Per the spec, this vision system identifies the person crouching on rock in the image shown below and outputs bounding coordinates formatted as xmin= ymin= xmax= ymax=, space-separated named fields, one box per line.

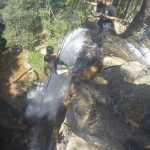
xmin=44 ymin=54 xmax=56 ymax=78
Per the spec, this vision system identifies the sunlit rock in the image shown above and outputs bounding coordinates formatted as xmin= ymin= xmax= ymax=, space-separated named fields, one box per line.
xmin=103 ymin=56 xmax=126 ymax=69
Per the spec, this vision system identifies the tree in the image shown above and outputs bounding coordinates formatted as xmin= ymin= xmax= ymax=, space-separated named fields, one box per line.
xmin=0 ymin=0 xmax=92 ymax=50
xmin=122 ymin=0 xmax=150 ymax=38
xmin=1 ymin=0 xmax=42 ymax=49
xmin=125 ymin=0 xmax=142 ymax=21
xmin=123 ymin=0 xmax=133 ymax=19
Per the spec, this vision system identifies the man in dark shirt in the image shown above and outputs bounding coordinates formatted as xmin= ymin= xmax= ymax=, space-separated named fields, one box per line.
xmin=83 ymin=0 xmax=116 ymax=49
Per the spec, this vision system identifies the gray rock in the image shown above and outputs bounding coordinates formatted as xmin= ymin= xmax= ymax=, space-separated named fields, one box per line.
xmin=56 ymin=61 xmax=150 ymax=150
xmin=92 ymin=61 xmax=150 ymax=130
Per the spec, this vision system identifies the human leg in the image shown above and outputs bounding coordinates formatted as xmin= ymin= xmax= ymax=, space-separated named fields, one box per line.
xmin=92 ymin=20 xmax=103 ymax=41
xmin=92 ymin=24 xmax=101 ymax=42
xmin=97 ymin=27 xmax=109 ymax=48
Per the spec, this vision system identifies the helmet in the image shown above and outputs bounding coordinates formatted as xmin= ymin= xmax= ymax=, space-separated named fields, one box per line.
xmin=44 ymin=54 xmax=53 ymax=62
xmin=46 ymin=46 xmax=54 ymax=54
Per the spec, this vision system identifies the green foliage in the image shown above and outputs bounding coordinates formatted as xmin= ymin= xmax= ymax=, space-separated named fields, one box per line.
xmin=28 ymin=51 xmax=44 ymax=78
xmin=1 ymin=0 xmax=42 ymax=49
xmin=144 ymin=40 xmax=150 ymax=48
xmin=0 ymin=0 xmax=92 ymax=51
xmin=113 ymin=0 xmax=143 ymax=18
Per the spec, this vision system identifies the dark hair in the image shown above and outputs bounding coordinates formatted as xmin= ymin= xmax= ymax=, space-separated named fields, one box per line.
xmin=46 ymin=46 xmax=54 ymax=54
xmin=44 ymin=54 xmax=53 ymax=62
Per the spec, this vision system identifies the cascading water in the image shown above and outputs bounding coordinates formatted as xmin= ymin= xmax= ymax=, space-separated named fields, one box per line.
xmin=127 ymin=42 xmax=150 ymax=65
xmin=26 ymin=28 xmax=89 ymax=150
xmin=26 ymin=28 xmax=89 ymax=121
xmin=115 ymin=39 xmax=150 ymax=65
xmin=60 ymin=28 xmax=89 ymax=68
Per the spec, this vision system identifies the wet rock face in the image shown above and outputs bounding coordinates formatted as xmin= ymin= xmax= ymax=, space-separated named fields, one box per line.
xmin=103 ymin=56 xmax=126 ymax=69
xmin=72 ymin=49 xmax=103 ymax=80
xmin=56 ymin=61 xmax=150 ymax=150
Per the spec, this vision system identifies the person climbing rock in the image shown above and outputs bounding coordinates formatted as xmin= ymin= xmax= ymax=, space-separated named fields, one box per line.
xmin=45 ymin=46 xmax=68 ymax=74
xmin=83 ymin=0 xmax=116 ymax=49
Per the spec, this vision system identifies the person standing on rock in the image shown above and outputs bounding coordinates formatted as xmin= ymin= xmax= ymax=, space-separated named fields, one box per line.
xmin=83 ymin=0 xmax=116 ymax=49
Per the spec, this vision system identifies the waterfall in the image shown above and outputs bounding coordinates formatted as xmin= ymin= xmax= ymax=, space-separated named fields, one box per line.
xmin=26 ymin=74 xmax=72 ymax=120
xmin=25 ymin=27 xmax=150 ymax=150
xmin=26 ymin=28 xmax=89 ymax=120
xmin=26 ymin=28 xmax=150 ymax=122
xmin=25 ymin=28 xmax=88 ymax=150
xmin=60 ymin=28 xmax=89 ymax=68
xmin=115 ymin=39 xmax=150 ymax=65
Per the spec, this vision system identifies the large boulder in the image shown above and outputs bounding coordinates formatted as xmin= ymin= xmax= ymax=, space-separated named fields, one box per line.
xmin=91 ymin=61 xmax=150 ymax=130
xmin=55 ymin=60 xmax=150 ymax=150
xmin=103 ymin=56 xmax=126 ymax=69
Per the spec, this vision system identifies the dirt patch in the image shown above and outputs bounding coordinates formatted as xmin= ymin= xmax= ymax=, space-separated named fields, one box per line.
xmin=0 ymin=49 xmax=29 ymax=109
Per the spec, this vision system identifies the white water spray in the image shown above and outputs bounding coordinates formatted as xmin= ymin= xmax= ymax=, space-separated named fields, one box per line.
xmin=60 ymin=28 xmax=89 ymax=67
xmin=26 ymin=74 xmax=72 ymax=120
xmin=116 ymin=39 xmax=150 ymax=65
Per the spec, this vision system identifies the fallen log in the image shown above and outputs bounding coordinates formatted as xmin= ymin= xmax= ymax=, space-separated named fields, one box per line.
xmin=12 ymin=67 xmax=32 ymax=83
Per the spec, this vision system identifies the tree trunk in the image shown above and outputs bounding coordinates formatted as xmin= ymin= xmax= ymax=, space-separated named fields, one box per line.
xmin=118 ymin=0 xmax=122 ymax=6
xmin=123 ymin=0 xmax=133 ymax=19
xmin=125 ymin=0 xmax=141 ymax=21
xmin=122 ymin=0 xmax=150 ymax=38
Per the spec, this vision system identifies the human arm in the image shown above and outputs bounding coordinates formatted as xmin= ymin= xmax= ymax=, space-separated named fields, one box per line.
xmin=44 ymin=65 xmax=51 ymax=77
xmin=105 ymin=15 xmax=116 ymax=21
xmin=82 ymin=0 xmax=97 ymax=6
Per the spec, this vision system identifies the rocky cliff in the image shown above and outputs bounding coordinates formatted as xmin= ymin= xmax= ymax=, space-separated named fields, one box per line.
xmin=55 ymin=55 xmax=150 ymax=150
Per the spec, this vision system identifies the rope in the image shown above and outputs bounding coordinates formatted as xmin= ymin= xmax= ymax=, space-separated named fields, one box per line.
xmin=38 ymin=74 xmax=52 ymax=114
